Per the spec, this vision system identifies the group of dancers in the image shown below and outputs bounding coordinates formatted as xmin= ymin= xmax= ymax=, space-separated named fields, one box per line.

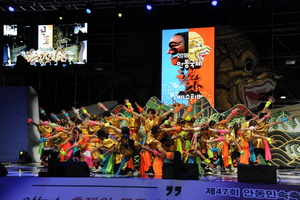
xmin=28 ymin=96 xmax=293 ymax=177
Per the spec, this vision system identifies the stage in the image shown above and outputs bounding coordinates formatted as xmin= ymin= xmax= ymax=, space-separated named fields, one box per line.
xmin=1 ymin=163 xmax=300 ymax=200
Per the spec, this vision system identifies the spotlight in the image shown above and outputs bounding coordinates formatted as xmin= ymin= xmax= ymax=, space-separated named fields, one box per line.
xmin=85 ymin=3 xmax=93 ymax=14
xmin=58 ymin=6 xmax=67 ymax=20
xmin=146 ymin=0 xmax=153 ymax=10
xmin=285 ymin=60 xmax=296 ymax=65
xmin=210 ymin=0 xmax=218 ymax=6
xmin=86 ymin=8 xmax=91 ymax=14
xmin=8 ymin=6 xmax=15 ymax=12
xmin=18 ymin=150 xmax=31 ymax=163
xmin=116 ymin=2 xmax=124 ymax=17
xmin=280 ymin=96 xmax=287 ymax=99
xmin=146 ymin=4 xmax=152 ymax=10
xmin=243 ymin=0 xmax=255 ymax=8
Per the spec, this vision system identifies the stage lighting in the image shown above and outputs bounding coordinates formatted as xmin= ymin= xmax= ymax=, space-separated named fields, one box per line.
xmin=19 ymin=150 xmax=31 ymax=163
xmin=86 ymin=8 xmax=91 ymax=14
xmin=8 ymin=6 xmax=15 ymax=12
xmin=243 ymin=0 xmax=255 ymax=8
xmin=146 ymin=0 xmax=153 ymax=10
xmin=58 ymin=6 xmax=67 ymax=20
xmin=211 ymin=0 xmax=218 ymax=6
xmin=280 ymin=96 xmax=287 ymax=99
xmin=117 ymin=2 xmax=124 ymax=17
xmin=146 ymin=4 xmax=152 ymax=10
xmin=285 ymin=60 xmax=296 ymax=65
xmin=85 ymin=3 xmax=93 ymax=14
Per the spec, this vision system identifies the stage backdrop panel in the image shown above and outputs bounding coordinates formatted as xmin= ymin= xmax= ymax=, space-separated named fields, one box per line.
xmin=0 ymin=86 xmax=39 ymax=163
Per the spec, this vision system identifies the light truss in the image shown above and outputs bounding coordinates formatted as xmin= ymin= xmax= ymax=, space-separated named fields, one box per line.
xmin=0 ymin=0 xmax=220 ymax=11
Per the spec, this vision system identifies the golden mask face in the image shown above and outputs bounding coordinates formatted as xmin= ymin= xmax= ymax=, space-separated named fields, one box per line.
xmin=215 ymin=25 xmax=281 ymax=111
xmin=188 ymin=32 xmax=211 ymax=68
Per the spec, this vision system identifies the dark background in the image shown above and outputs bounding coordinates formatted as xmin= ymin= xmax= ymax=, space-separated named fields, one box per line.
xmin=1 ymin=0 xmax=299 ymax=113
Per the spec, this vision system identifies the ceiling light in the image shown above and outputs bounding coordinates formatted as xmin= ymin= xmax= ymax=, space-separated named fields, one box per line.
xmin=117 ymin=2 xmax=124 ymax=17
xmin=243 ymin=0 xmax=255 ymax=8
xmin=8 ymin=6 xmax=15 ymax=12
xmin=285 ymin=60 xmax=296 ymax=65
xmin=146 ymin=0 xmax=153 ymax=10
xmin=210 ymin=0 xmax=218 ymax=6
xmin=86 ymin=8 xmax=91 ymax=14
xmin=280 ymin=96 xmax=287 ymax=99
xmin=85 ymin=3 xmax=93 ymax=14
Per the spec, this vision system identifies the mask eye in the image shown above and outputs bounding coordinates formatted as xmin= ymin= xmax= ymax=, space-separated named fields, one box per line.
xmin=244 ymin=59 xmax=253 ymax=73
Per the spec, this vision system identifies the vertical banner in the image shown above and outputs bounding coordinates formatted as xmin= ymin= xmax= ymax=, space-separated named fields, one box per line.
xmin=38 ymin=25 xmax=53 ymax=49
xmin=162 ymin=27 xmax=215 ymax=106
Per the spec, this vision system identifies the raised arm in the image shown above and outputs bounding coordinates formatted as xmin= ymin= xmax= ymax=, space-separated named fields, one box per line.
xmin=194 ymin=106 xmax=210 ymax=119
xmin=27 ymin=118 xmax=39 ymax=127
xmin=160 ymin=107 xmax=175 ymax=119
xmin=124 ymin=99 xmax=133 ymax=110
xmin=262 ymin=96 xmax=275 ymax=113
xmin=135 ymin=102 xmax=145 ymax=116
xmin=124 ymin=106 xmax=144 ymax=119
xmin=108 ymin=125 xmax=122 ymax=133
xmin=97 ymin=102 xmax=109 ymax=112
xmin=225 ymin=107 xmax=239 ymax=122
xmin=72 ymin=107 xmax=82 ymax=120
xmin=80 ymin=106 xmax=92 ymax=118
xmin=268 ymin=115 xmax=294 ymax=127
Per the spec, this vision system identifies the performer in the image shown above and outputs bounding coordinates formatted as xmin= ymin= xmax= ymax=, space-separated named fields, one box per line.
xmin=97 ymin=102 xmax=122 ymax=140
xmin=120 ymin=99 xmax=143 ymax=142
xmin=210 ymin=107 xmax=238 ymax=171
xmin=181 ymin=125 xmax=215 ymax=175
xmin=127 ymin=106 xmax=174 ymax=175
xmin=28 ymin=119 xmax=56 ymax=167
xmin=108 ymin=126 xmax=159 ymax=176
xmin=143 ymin=125 xmax=178 ymax=176
xmin=91 ymin=128 xmax=119 ymax=174
xmin=253 ymin=99 xmax=294 ymax=163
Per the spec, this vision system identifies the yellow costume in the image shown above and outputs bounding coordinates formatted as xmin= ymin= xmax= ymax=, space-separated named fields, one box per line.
xmin=127 ymin=115 xmax=142 ymax=142
xmin=37 ymin=124 xmax=55 ymax=149
xmin=105 ymin=116 xmax=121 ymax=140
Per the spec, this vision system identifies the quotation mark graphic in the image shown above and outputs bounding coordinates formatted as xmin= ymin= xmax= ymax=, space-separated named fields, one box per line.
xmin=166 ymin=186 xmax=182 ymax=196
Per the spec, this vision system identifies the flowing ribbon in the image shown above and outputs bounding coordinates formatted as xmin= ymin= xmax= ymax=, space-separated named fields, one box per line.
xmin=116 ymin=156 xmax=131 ymax=175
xmin=263 ymin=139 xmax=272 ymax=161
xmin=240 ymin=141 xmax=250 ymax=164
xmin=222 ymin=142 xmax=229 ymax=168
xmin=249 ymin=141 xmax=257 ymax=162
xmin=152 ymin=157 xmax=163 ymax=176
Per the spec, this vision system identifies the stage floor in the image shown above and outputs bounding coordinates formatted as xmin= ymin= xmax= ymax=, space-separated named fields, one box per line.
xmin=2 ymin=163 xmax=300 ymax=199
xmin=3 ymin=162 xmax=300 ymax=185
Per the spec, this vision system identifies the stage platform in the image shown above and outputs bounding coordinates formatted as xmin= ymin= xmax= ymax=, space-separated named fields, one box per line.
xmin=1 ymin=163 xmax=300 ymax=199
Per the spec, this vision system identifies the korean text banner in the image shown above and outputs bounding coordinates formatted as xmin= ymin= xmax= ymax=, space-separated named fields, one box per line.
xmin=162 ymin=27 xmax=215 ymax=106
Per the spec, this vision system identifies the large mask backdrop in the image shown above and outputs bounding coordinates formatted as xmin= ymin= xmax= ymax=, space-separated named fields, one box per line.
xmin=215 ymin=25 xmax=282 ymax=112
